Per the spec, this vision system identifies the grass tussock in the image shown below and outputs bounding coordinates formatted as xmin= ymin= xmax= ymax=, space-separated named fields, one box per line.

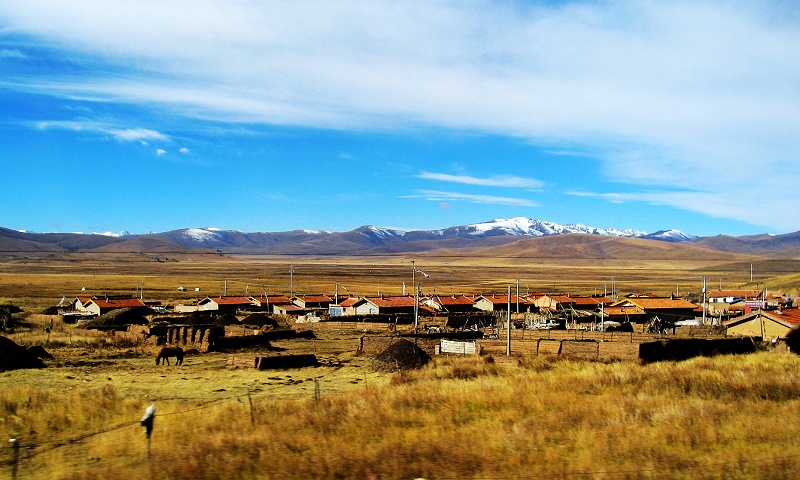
xmin=7 ymin=352 xmax=800 ymax=479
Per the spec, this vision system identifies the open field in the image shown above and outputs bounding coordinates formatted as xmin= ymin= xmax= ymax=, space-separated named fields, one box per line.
xmin=2 ymin=252 xmax=800 ymax=478
xmin=3 ymin=250 xmax=797 ymax=312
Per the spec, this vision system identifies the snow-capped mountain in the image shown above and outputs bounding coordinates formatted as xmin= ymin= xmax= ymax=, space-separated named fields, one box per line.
xmin=459 ymin=217 xmax=648 ymax=238
xmin=640 ymin=229 xmax=698 ymax=243
xmin=0 ymin=218 xmax=705 ymax=256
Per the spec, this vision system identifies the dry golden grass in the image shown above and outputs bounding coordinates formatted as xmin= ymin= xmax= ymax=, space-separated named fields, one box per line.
xmin=2 ymin=249 xmax=793 ymax=314
xmin=3 ymin=252 xmax=800 ymax=479
xmin=4 ymin=352 xmax=800 ymax=479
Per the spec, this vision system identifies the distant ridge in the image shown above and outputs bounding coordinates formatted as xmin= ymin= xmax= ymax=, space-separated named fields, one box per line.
xmin=1 ymin=217 xmax=797 ymax=257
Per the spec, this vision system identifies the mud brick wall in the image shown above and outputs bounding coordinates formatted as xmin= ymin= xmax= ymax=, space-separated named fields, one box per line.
xmin=163 ymin=325 xmax=223 ymax=352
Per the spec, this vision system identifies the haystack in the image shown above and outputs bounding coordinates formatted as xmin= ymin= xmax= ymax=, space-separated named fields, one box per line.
xmin=185 ymin=311 xmax=216 ymax=325
xmin=214 ymin=313 xmax=241 ymax=326
xmin=82 ymin=308 xmax=148 ymax=330
xmin=241 ymin=313 xmax=279 ymax=328
xmin=372 ymin=339 xmax=431 ymax=373
xmin=0 ymin=336 xmax=46 ymax=372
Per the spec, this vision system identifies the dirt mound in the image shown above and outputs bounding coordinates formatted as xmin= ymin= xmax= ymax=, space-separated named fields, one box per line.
xmin=0 ymin=336 xmax=46 ymax=372
xmin=185 ymin=311 xmax=216 ymax=325
xmin=241 ymin=313 xmax=279 ymax=328
xmin=372 ymin=339 xmax=431 ymax=372
xmin=27 ymin=345 xmax=53 ymax=359
xmin=82 ymin=308 xmax=149 ymax=329
xmin=214 ymin=313 xmax=241 ymax=326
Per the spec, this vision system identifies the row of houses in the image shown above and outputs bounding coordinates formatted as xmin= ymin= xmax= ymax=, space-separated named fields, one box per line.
xmin=63 ymin=289 xmax=800 ymax=338
xmin=168 ymin=291 xmax=705 ymax=325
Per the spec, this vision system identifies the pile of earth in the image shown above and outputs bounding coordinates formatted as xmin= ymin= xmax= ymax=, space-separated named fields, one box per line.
xmin=183 ymin=311 xmax=240 ymax=326
xmin=372 ymin=339 xmax=431 ymax=373
xmin=82 ymin=308 xmax=149 ymax=330
xmin=0 ymin=336 xmax=46 ymax=372
xmin=241 ymin=313 xmax=279 ymax=328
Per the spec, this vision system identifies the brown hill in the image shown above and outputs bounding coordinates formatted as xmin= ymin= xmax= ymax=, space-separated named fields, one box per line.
xmin=692 ymin=231 xmax=800 ymax=256
xmin=433 ymin=234 xmax=755 ymax=261
xmin=90 ymin=235 xmax=193 ymax=253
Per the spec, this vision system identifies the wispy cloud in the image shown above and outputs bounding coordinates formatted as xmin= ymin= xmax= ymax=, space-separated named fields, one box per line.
xmin=0 ymin=48 xmax=27 ymax=59
xmin=156 ymin=148 xmax=166 ymax=156
xmin=418 ymin=172 xmax=544 ymax=189
xmin=2 ymin=2 xmax=800 ymax=229
xmin=34 ymin=120 xmax=168 ymax=142
xmin=407 ymin=190 xmax=537 ymax=207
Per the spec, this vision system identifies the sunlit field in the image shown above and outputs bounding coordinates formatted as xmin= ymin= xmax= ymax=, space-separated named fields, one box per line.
xmin=2 ymin=252 xmax=800 ymax=479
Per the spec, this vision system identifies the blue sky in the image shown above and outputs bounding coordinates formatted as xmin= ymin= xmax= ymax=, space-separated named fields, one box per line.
xmin=1 ymin=1 xmax=799 ymax=237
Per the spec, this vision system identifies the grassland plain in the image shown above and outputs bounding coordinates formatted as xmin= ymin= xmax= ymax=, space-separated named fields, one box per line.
xmin=3 ymin=350 xmax=800 ymax=479
xmin=2 ymin=252 xmax=800 ymax=479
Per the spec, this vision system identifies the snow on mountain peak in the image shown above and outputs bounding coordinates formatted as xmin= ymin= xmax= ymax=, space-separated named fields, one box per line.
xmin=466 ymin=217 xmax=649 ymax=238
xmin=183 ymin=228 xmax=221 ymax=242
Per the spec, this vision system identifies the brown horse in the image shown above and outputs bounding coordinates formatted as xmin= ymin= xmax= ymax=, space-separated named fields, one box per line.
xmin=156 ymin=346 xmax=184 ymax=366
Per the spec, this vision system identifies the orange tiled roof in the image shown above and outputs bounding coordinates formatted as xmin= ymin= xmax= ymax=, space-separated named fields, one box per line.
xmin=708 ymin=290 xmax=762 ymax=299
xmin=602 ymin=306 xmax=645 ymax=316
xmin=296 ymin=295 xmax=333 ymax=303
xmin=363 ymin=296 xmax=417 ymax=308
xmin=615 ymin=298 xmax=698 ymax=309
xmin=430 ymin=295 xmax=476 ymax=306
xmin=479 ymin=295 xmax=530 ymax=304
xmin=337 ymin=298 xmax=359 ymax=307
xmin=208 ymin=296 xmax=255 ymax=305
xmin=90 ymin=298 xmax=146 ymax=309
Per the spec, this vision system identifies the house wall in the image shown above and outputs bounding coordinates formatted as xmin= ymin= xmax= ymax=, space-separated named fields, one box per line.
xmin=355 ymin=302 xmax=379 ymax=315
xmin=727 ymin=317 xmax=789 ymax=340
xmin=198 ymin=301 xmax=219 ymax=311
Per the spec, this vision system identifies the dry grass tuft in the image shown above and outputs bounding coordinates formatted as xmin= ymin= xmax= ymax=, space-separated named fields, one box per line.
xmin=5 ymin=352 xmax=800 ymax=479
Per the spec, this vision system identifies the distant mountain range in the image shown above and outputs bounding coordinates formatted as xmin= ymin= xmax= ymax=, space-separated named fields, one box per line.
xmin=1 ymin=217 xmax=798 ymax=257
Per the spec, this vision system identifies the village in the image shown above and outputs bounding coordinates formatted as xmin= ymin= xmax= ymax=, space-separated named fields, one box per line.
xmin=42 ymin=280 xmax=799 ymax=367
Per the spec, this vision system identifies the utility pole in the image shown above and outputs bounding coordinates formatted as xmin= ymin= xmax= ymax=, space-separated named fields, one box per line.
xmin=516 ymin=278 xmax=520 ymax=314
xmin=289 ymin=264 xmax=294 ymax=297
xmin=224 ymin=278 xmax=227 ymax=296
xmin=702 ymin=276 xmax=707 ymax=325
xmin=506 ymin=285 xmax=512 ymax=356
xmin=9 ymin=438 xmax=19 ymax=480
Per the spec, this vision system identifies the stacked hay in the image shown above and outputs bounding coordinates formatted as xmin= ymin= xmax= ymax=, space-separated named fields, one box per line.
xmin=185 ymin=311 xmax=216 ymax=325
xmin=372 ymin=339 xmax=431 ymax=373
xmin=214 ymin=313 xmax=241 ymax=326
xmin=82 ymin=308 xmax=149 ymax=330
xmin=0 ymin=336 xmax=46 ymax=372
xmin=241 ymin=313 xmax=279 ymax=328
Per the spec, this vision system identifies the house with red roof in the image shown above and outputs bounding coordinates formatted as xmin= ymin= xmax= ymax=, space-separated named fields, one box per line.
xmin=250 ymin=295 xmax=294 ymax=313
xmin=610 ymin=297 xmax=700 ymax=323
xmin=197 ymin=296 xmax=257 ymax=312
xmin=328 ymin=297 xmax=359 ymax=317
xmin=352 ymin=296 xmax=419 ymax=315
xmin=292 ymin=294 xmax=333 ymax=310
xmin=422 ymin=294 xmax=477 ymax=313
xmin=83 ymin=297 xmax=147 ymax=316
xmin=474 ymin=295 xmax=534 ymax=313
xmin=724 ymin=307 xmax=800 ymax=341
xmin=708 ymin=289 xmax=764 ymax=304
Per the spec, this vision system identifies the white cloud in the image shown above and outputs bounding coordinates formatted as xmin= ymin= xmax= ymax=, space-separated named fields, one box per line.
xmin=156 ymin=148 xmax=166 ymax=156
xmin=0 ymin=48 xmax=27 ymax=59
xmin=179 ymin=147 xmax=189 ymax=153
xmin=34 ymin=120 xmax=168 ymax=142
xmin=108 ymin=127 xmax=168 ymax=142
xmin=407 ymin=190 xmax=538 ymax=208
xmin=2 ymin=1 xmax=800 ymax=229
xmin=418 ymin=172 xmax=544 ymax=189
